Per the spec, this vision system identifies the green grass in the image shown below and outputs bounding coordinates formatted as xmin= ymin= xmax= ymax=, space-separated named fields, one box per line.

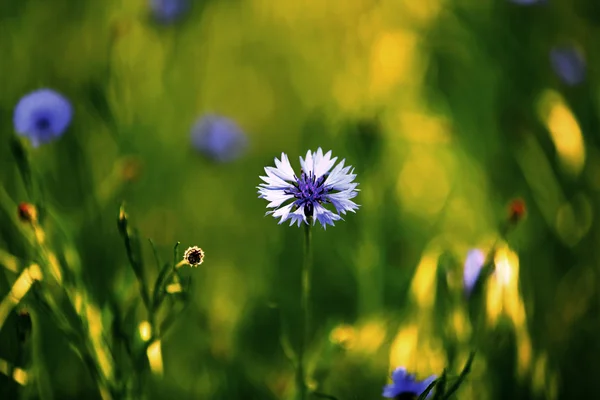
xmin=1 ymin=0 xmax=599 ymax=399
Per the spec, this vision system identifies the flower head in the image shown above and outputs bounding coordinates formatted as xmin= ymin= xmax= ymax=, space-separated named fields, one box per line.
xmin=191 ymin=114 xmax=248 ymax=162
xmin=383 ymin=368 xmax=437 ymax=399
xmin=150 ymin=0 xmax=189 ymax=24
xmin=550 ymin=46 xmax=586 ymax=86
xmin=463 ymin=249 xmax=486 ymax=296
xmin=508 ymin=198 xmax=526 ymax=224
xmin=13 ymin=89 xmax=73 ymax=147
xmin=183 ymin=246 xmax=204 ymax=267
xmin=17 ymin=202 xmax=38 ymax=224
xmin=257 ymin=148 xmax=359 ymax=229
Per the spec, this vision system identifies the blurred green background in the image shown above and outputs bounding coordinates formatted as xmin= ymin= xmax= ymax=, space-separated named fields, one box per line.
xmin=1 ymin=0 xmax=599 ymax=399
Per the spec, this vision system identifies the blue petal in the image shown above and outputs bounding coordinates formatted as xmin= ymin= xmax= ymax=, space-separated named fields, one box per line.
xmin=463 ymin=249 xmax=486 ymax=295
xmin=13 ymin=88 xmax=73 ymax=147
xmin=382 ymin=383 xmax=401 ymax=398
xmin=391 ymin=367 xmax=409 ymax=382
xmin=313 ymin=203 xmax=341 ymax=229
xmin=550 ymin=46 xmax=586 ymax=86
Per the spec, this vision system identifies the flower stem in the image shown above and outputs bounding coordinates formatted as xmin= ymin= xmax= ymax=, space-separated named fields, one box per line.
xmin=297 ymin=222 xmax=313 ymax=400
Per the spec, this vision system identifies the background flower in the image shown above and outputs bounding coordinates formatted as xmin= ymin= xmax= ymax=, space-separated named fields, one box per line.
xmin=550 ymin=46 xmax=586 ymax=86
xmin=191 ymin=114 xmax=248 ymax=162
xmin=13 ymin=89 xmax=73 ymax=147
xmin=463 ymin=249 xmax=486 ymax=296
xmin=149 ymin=0 xmax=189 ymax=24
xmin=382 ymin=367 xmax=437 ymax=398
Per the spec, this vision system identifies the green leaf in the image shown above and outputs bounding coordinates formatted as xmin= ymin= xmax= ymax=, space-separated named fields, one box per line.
xmin=117 ymin=204 xmax=150 ymax=310
xmin=152 ymin=262 xmax=173 ymax=312
xmin=418 ymin=379 xmax=438 ymax=400
xmin=148 ymin=239 xmax=162 ymax=273
xmin=432 ymin=369 xmax=447 ymax=400
xmin=172 ymin=242 xmax=180 ymax=268
xmin=444 ymin=351 xmax=476 ymax=399
xmin=9 ymin=136 xmax=34 ymax=199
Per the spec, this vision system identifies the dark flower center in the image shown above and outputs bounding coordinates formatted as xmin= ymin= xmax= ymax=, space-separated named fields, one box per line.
xmin=395 ymin=393 xmax=418 ymax=400
xmin=35 ymin=117 xmax=51 ymax=131
xmin=185 ymin=249 xmax=204 ymax=265
xmin=285 ymin=171 xmax=330 ymax=218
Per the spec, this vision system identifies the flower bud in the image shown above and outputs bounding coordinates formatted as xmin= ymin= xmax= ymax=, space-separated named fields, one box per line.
xmin=183 ymin=246 xmax=204 ymax=267
xmin=508 ymin=198 xmax=526 ymax=224
xmin=17 ymin=202 xmax=37 ymax=224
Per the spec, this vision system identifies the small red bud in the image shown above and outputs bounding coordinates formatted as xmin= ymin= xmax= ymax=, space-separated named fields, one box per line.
xmin=508 ymin=198 xmax=526 ymax=223
xmin=17 ymin=202 xmax=37 ymax=224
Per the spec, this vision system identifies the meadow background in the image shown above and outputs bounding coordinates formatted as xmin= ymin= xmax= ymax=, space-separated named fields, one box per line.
xmin=0 ymin=0 xmax=598 ymax=399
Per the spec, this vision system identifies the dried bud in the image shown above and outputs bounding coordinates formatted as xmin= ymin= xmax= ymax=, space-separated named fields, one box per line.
xmin=183 ymin=246 xmax=204 ymax=267
xmin=508 ymin=198 xmax=526 ymax=223
xmin=17 ymin=202 xmax=37 ymax=223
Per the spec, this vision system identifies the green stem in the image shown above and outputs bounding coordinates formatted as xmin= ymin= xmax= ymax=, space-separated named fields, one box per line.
xmin=297 ymin=222 xmax=313 ymax=400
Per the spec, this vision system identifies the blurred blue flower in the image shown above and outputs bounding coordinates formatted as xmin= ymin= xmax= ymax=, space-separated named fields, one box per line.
xmin=463 ymin=249 xmax=486 ymax=295
xmin=13 ymin=89 xmax=73 ymax=147
xmin=150 ymin=0 xmax=189 ymax=23
xmin=258 ymin=148 xmax=359 ymax=229
xmin=191 ymin=114 xmax=248 ymax=162
xmin=550 ymin=46 xmax=586 ymax=86
xmin=382 ymin=367 xmax=437 ymax=399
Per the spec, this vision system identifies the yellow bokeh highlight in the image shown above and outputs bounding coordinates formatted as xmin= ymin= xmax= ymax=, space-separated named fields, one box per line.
xmin=389 ymin=324 xmax=419 ymax=370
xmin=0 ymin=264 xmax=42 ymax=329
xmin=166 ymin=282 xmax=183 ymax=293
xmin=368 ymin=30 xmax=419 ymax=98
xmin=485 ymin=246 xmax=533 ymax=376
xmin=73 ymin=292 xmax=84 ymax=315
xmin=147 ymin=340 xmax=164 ymax=376
xmin=0 ymin=249 xmax=20 ymax=273
xmin=397 ymin=112 xmax=452 ymax=144
xmin=12 ymin=367 xmax=28 ymax=385
xmin=451 ymin=308 xmax=471 ymax=341
xmin=0 ymin=358 xmax=26 ymax=385
xmin=537 ymin=90 xmax=586 ymax=176
xmin=329 ymin=324 xmax=357 ymax=349
xmin=85 ymin=304 xmax=114 ymax=381
xmin=138 ymin=321 xmax=152 ymax=342
xmin=410 ymin=252 xmax=439 ymax=310
xmin=354 ymin=321 xmax=387 ymax=354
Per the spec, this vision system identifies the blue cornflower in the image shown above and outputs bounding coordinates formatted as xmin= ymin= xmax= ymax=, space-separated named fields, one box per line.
xmin=150 ymin=0 xmax=189 ymax=24
xmin=383 ymin=367 xmax=437 ymax=399
xmin=550 ymin=46 xmax=586 ymax=86
xmin=463 ymin=249 xmax=486 ymax=296
xmin=13 ymin=89 xmax=73 ymax=147
xmin=257 ymin=148 xmax=359 ymax=229
xmin=191 ymin=114 xmax=248 ymax=162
